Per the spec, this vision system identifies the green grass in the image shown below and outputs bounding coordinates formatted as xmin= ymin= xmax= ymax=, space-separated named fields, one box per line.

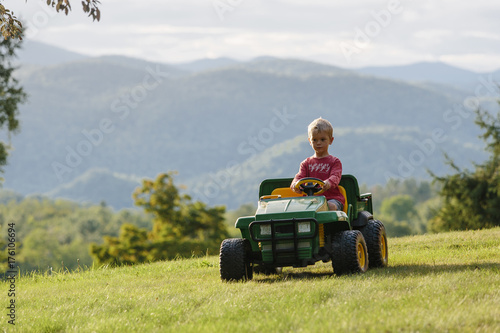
xmin=2 ymin=228 xmax=500 ymax=332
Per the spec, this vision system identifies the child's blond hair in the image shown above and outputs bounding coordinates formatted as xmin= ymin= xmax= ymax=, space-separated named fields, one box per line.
xmin=308 ymin=117 xmax=333 ymax=138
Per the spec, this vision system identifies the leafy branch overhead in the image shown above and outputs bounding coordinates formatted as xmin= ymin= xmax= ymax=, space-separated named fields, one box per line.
xmin=0 ymin=0 xmax=101 ymax=39
xmin=0 ymin=37 xmax=27 ymax=174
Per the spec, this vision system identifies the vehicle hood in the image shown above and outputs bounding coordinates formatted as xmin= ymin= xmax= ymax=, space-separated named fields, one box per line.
xmin=256 ymin=197 xmax=327 ymax=216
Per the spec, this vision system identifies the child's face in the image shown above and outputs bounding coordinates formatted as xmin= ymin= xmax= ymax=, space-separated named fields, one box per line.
xmin=308 ymin=130 xmax=334 ymax=157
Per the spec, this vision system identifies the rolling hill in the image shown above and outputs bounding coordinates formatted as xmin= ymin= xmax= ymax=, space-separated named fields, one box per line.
xmin=357 ymin=61 xmax=491 ymax=89
xmin=7 ymin=228 xmax=500 ymax=332
xmin=3 ymin=42 xmax=493 ymax=209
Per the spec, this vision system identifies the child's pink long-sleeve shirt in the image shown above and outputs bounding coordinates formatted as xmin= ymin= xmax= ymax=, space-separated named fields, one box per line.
xmin=292 ymin=155 xmax=345 ymax=205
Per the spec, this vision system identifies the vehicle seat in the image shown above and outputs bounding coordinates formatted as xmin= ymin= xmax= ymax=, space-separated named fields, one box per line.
xmin=338 ymin=185 xmax=348 ymax=213
xmin=271 ymin=187 xmax=304 ymax=198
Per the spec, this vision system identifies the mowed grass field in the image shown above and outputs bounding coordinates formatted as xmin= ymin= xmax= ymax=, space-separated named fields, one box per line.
xmin=2 ymin=228 xmax=499 ymax=333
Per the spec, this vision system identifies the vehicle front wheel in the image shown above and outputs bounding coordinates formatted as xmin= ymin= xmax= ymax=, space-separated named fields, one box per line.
xmin=219 ymin=238 xmax=253 ymax=281
xmin=331 ymin=230 xmax=369 ymax=275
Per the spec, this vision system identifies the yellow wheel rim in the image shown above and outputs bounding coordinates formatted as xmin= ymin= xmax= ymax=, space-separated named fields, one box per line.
xmin=380 ymin=235 xmax=387 ymax=259
xmin=357 ymin=243 xmax=366 ymax=269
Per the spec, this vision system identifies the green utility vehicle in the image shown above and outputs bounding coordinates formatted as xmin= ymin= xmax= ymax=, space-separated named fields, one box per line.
xmin=219 ymin=175 xmax=388 ymax=281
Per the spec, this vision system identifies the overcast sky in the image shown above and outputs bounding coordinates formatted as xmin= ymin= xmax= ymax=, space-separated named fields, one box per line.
xmin=5 ymin=0 xmax=500 ymax=72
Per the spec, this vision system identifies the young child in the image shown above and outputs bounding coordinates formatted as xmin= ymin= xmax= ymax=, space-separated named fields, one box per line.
xmin=290 ymin=117 xmax=344 ymax=211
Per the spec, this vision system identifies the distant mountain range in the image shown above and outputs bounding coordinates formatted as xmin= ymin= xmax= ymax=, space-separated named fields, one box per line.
xmin=17 ymin=41 xmax=499 ymax=86
xmin=357 ymin=62 xmax=500 ymax=91
xmin=16 ymin=40 xmax=88 ymax=66
xmin=3 ymin=41 xmax=497 ymax=209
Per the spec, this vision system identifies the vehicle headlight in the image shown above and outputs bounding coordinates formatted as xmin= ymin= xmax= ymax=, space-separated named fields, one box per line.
xmin=298 ymin=222 xmax=311 ymax=233
xmin=260 ymin=224 xmax=271 ymax=235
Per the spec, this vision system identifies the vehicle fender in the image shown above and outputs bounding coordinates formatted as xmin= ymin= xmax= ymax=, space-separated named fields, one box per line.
xmin=235 ymin=216 xmax=255 ymax=229
xmin=235 ymin=216 xmax=256 ymax=247
xmin=352 ymin=211 xmax=373 ymax=228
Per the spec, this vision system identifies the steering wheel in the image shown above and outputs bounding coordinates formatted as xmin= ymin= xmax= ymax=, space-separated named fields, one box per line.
xmin=294 ymin=177 xmax=326 ymax=196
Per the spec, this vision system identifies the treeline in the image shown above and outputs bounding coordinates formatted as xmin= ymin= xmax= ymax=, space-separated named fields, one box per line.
xmin=366 ymin=179 xmax=439 ymax=237
xmin=0 ymin=191 xmax=152 ymax=273
xmin=0 ymin=172 xmax=230 ymax=274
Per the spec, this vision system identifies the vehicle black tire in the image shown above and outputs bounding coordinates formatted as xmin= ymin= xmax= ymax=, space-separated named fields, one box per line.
xmin=331 ymin=230 xmax=369 ymax=275
xmin=360 ymin=219 xmax=388 ymax=268
xmin=219 ymin=238 xmax=253 ymax=281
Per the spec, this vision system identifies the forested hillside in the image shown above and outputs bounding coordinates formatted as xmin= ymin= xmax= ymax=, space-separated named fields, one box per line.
xmin=3 ymin=43 xmax=492 ymax=209
xmin=0 ymin=191 xmax=152 ymax=272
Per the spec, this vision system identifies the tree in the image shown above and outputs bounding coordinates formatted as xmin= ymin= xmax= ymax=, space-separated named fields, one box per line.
xmin=380 ymin=195 xmax=417 ymax=222
xmin=368 ymin=178 xmax=436 ymax=213
xmin=430 ymin=107 xmax=500 ymax=232
xmin=132 ymin=172 xmax=183 ymax=239
xmin=378 ymin=195 xmax=418 ymax=237
xmin=0 ymin=36 xmax=27 ymax=176
xmin=91 ymin=172 xmax=229 ymax=265
xmin=90 ymin=224 xmax=152 ymax=266
xmin=0 ymin=0 xmax=101 ymax=39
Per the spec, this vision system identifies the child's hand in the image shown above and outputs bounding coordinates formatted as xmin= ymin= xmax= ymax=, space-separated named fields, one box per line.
xmin=290 ymin=182 xmax=302 ymax=194
xmin=323 ymin=180 xmax=331 ymax=191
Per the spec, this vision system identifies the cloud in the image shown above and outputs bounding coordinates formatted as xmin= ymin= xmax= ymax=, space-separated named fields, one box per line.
xmin=6 ymin=0 xmax=500 ymax=72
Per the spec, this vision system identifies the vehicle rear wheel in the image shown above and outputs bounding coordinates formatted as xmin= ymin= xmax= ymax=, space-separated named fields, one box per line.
xmin=331 ymin=230 xmax=369 ymax=275
xmin=360 ymin=219 xmax=388 ymax=268
xmin=219 ymin=238 xmax=253 ymax=281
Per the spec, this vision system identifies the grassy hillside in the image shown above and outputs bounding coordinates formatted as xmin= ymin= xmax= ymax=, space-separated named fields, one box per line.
xmin=3 ymin=228 xmax=499 ymax=332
